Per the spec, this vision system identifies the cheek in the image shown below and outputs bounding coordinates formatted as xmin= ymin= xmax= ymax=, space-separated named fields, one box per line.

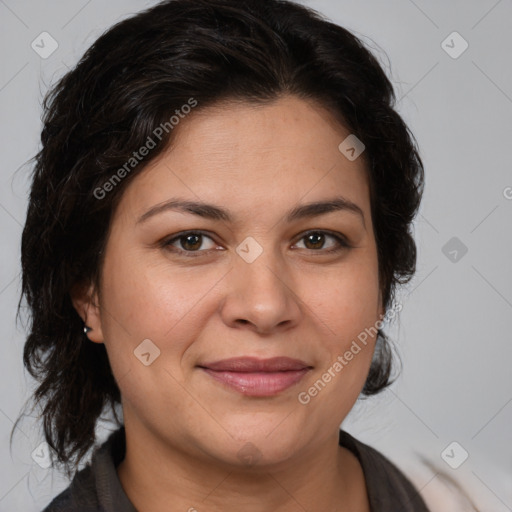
xmin=307 ymin=255 xmax=380 ymax=340
xmin=301 ymin=256 xmax=381 ymax=391
xmin=99 ymin=250 xmax=224 ymax=369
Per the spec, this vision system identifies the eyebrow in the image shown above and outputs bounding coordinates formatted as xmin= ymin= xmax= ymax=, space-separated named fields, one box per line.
xmin=136 ymin=196 xmax=366 ymax=228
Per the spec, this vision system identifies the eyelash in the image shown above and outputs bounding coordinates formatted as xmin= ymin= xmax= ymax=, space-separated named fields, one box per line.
xmin=160 ymin=230 xmax=351 ymax=258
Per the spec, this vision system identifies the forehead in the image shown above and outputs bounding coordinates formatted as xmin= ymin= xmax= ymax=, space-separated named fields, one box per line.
xmin=114 ymin=95 xmax=371 ymax=225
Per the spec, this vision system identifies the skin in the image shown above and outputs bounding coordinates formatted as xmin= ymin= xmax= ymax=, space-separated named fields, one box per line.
xmin=72 ymin=95 xmax=384 ymax=512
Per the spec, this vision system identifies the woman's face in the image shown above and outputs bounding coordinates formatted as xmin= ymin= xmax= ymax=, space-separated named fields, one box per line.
xmin=80 ymin=95 xmax=383 ymax=467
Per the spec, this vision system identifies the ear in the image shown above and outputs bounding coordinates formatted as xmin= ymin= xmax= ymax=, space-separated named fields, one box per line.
xmin=70 ymin=281 xmax=104 ymax=344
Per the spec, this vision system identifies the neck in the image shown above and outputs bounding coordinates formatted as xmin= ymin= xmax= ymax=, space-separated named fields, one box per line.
xmin=117 ymin=418 xmax=369 ymax=512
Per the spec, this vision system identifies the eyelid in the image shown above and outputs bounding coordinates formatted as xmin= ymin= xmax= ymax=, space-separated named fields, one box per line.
xmin=291 ymin=230 xmax=351 ymax=254
xmin=292 ymin=229 xmax=350 ymax=246
xmin=161 ymin=230 xmax=221 ymax=256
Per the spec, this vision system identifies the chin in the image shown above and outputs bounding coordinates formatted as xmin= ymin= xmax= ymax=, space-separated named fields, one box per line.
xmin=205 ymin=425 xmax=304 ymax=469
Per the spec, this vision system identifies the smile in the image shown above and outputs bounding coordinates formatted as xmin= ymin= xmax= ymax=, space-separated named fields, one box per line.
xmin=198 ymin=356 xmax=312 ymax=397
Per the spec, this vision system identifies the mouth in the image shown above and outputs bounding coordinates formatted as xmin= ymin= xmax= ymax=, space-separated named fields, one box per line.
xmin=197 ymin=357 xmax=313 ymax=397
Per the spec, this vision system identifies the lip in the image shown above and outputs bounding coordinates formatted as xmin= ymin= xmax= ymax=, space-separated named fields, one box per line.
xmin=198 ymin=357 xmax=312 ymax=397
xmin=200 ymin=356 xmax=311 ymax=372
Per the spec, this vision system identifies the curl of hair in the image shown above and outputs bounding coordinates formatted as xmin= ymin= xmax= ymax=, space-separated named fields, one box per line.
xmin=15 ymin=0 xmax=424 ymax=475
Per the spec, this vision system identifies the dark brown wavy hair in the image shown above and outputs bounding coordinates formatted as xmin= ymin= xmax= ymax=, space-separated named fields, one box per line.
xmin=14 ymin=0 xmax=424 ymax=477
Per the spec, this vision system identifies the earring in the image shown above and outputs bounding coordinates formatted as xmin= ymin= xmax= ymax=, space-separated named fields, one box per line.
xmin=84 ymin=325 xmax=92 ymax=334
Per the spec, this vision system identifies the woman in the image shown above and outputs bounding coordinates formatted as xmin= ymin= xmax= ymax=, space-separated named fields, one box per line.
xmin=16 ymin=0 xmax=431 ymax=510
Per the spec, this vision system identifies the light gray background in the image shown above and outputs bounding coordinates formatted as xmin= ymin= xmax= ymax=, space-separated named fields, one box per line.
xmin=1 ymin=0 xmax=511 ymax=510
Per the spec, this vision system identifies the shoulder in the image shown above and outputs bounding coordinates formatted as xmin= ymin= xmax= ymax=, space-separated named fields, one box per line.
xmin=40 ymin=463 xmax=103 ymax=511
xmin=41 ymin=427 xmax=127 ymax=512
xmin=339 ymin=429 xmax=431 ymax=511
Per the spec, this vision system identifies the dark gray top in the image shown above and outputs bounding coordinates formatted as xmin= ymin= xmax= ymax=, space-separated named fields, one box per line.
xmin=42 ymin=426 xmax=430 ymax=511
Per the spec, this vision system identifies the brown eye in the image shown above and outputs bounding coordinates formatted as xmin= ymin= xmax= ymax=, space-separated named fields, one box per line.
xmin=162 ymin=231 xmax=218 ymax=255
xmin=294 ymin=231 xmax=350 ymax=253
xmin=303 ymin=232 xmax=325 ymax=249
xmin=179 ymin=233 xmax=203 ymax=251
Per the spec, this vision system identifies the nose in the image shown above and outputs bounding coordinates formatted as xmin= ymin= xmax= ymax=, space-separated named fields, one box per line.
xmin=219 ymin=248 xmax=302 ymax=335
